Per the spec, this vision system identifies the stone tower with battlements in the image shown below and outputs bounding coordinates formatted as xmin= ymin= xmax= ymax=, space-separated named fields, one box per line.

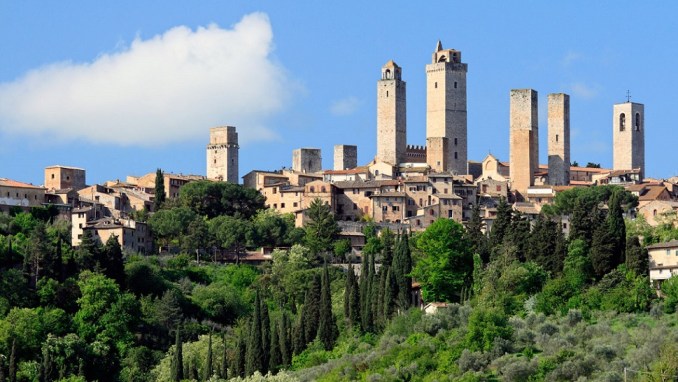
xmin=613 ymin=101 xmax=645 ymax=179
xmin=334 ymin=145 xmax=357 ymax=171
xmin=426 ymin=40 xmax=468 ymax=174
xmin=510 ymin=89 xmax=539 ymax=198
xmin=376 ymin=60 xmax=407 ymax=165
xmin=207 ymin=126 xmax=239 ymax=183
xmin=548 ymin=93 xmax=570 ymax=186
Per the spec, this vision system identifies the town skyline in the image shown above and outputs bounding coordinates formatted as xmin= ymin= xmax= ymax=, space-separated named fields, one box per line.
xmin=2 ymin=2 xmax=677 ymax=185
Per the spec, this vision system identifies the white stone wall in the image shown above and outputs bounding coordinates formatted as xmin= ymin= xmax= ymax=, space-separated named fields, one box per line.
xmin=613 ymin=102 xmax=645 ymax=179
xmin=207 ymin=126 xmax=239 ymax=183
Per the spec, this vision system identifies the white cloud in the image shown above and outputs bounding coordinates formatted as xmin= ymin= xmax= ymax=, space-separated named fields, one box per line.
xmin=0 ymin=13 xmax=292 ymax=146
xmin=569 ymin=82 xmax=600 ymax=100
xmin=330 ymin=96 xmax=361 ymax=116
xmin=561 ymin=51 xmax=582 ymax=67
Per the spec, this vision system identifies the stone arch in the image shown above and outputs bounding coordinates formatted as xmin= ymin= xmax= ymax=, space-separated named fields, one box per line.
xmin=619 ymin=113 xmax=626 ymax=131
xmin=635 ymin=112 xmax=641 ymax=131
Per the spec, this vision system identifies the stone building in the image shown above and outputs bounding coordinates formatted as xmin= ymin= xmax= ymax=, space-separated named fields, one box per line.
xmin=426 ymin=41 xmax=468 ymax=175
xmin=376 ymin=60 xmax=407 ymax=165
xmin=292 ymin=148 xmax=322 ymax=174
xmin=0 ymin=178 xmax=45 ymax=213
xmin=206 ymin=126 xmax=239 ymax=183
xmin=510 ymin=89 xmax=539 ymax=199
xmin=548 ymin=93 xmax=570 ymax=186
xmin=334 ymin=144 xmax=358 ymax=171
xmin=613 ymin=102 xmax=645 ymax=180
xmin=45 ymin=165 xmax=86 ymax=191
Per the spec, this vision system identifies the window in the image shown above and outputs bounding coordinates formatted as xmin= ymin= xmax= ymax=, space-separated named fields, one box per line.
xmin=444 ymin=188 xmax=448 ymax=194
xmin=635 ymin=113 xmax=641 ymax=131
xmin=293 ymin=202 xmax=298 ymax=208
xmin=273 ymin=204 xmax=277 ymax=209
xmin=383 ymin=206 xmax=388 ymax=212
xmin=430 ymin=210 xmax=435 ymax=216
xmin=281 ymin=203 xmax=285 ymax=208
xmin=448 ymin=210 xmax=453 ymax=218
xmin=309 ymin=186 xmax=315 ymax=193
xmin=454 ymin=152 xmax=458 ymax=159
xmin=386 ymin=91 xmax=389 ymax=97
xmin=619 ymin=113 xmax=626 ymax=131
xmin=454 ymin=81 xmax=458 ymax=89
xmin=454 ymin=138 xmax=458 ymax=145
xmin=51 ymin=174 xmax=55 ymax=179
xmin=496 ymin=185 xmax=501 ymax=192
xmin=556 ymin=134 xmax=559 ymax=142
xmin=353 ymin=203 xmax=357 ymax=210
xmin=435 ymin=82 xmax=438 ymax=89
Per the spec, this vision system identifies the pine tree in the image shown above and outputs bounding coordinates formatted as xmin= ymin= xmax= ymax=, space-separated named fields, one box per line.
xmin=245 ymin=291 xmax=264 ymax=375
xmin=302 ymin=275 xmax=321 ymax=345
xmin=154 ymin=168 xmax=166 ymax=211
xmin=280 ymin=313 xmax=291 ymax=367
xmin=9 ymin=339 xmax=16 ymax=382
xmin=269 ymin=319 xmax=281 ymax=373
xmin=260 ymin=298 xmax=270 ymax=374
xmin=392 ymin=234 xmax=412 ymax=312
xmin=204 ymin=331 xmax=213 ymax=381
xmin=490 ymin=198 xmax=512 ymax=248
xmin=171 ymin=327 xmax=183 ymax=382
xmin=318 ymin=262 xmax=338 ymax=350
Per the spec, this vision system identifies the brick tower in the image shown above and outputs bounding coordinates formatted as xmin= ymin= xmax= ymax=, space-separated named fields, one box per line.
xmin=510 ymin=89 xmax=538 ymax=198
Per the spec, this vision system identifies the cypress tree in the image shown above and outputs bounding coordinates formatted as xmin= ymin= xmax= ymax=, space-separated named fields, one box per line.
xmin=606 ymin=189 xmax=626 ymax=266
xmin=361 ymin=253 xmax=374 ymax=333
xmin=626 ymin=236 xmax=649 ymax=276
xmin=381 ymin=228 xmax=395 ymax=264
xmin=393 ymin=234 xmax=412 ymax=312
xmin=383 ymin=267 xmax=397 ymax=319
xmin=466 ymin=203 xmax=489 ymax=262
xmin=344 ymin=265 xmax=352 ymax=320
xmin=154 ymin=168 xmax=166 ymax=211
xmin=570 ymin=196 xmax=598 ymax=247
xmin=204 ymin=331 xmax=213 ymax=381
xmin=359 ymin=252 xmax=369 ymax=327
xmin=375 ymin=263 xmax=387 ymax=330
xmin=246 ymin=291 xmax=264 ymax=375
xmin=507 ymin=212 xmax=530 ymax=261
xmin=9 ymin=339 xmax=16 ymax=382
xmin=54 ymin=236 xmax=64 ymax=282
xmin=102 ymin=235 xmax=125 ymax=287
xmin=302 ymin=275 xmax=321 ymax=345
xmin=187 ymin=357 xmax=197 ymax=381
xmin=348 ymin=265 xmax=361 ymax=329
xmin=260 ymin=299 xmax=270 ymax=374
xmin=269 ymin=319 xmax=281 ymax=373
xmin=318 ymin=262 xmax=338 ymax=350
xmin=292 ymin=314 xmax=305 ymax=355
xmin=280 ymin=313 xmax=291 ymax=367
xmin=490 ymin=198 xmax=512 ymax=248
xmin=234 ymin=332 xmax=246 ymax=378
xmin=42 ymin=345 xmax=54 ymax=382
xmin=0 ymin=352 xmax=5 ymax=382
xmin=590 ymin=223 xmax=617 ymax=279
xmin=171 ymin=327 xmax=183 ymax=382
xmin=220 ymin=332 xmax=227 ymax=379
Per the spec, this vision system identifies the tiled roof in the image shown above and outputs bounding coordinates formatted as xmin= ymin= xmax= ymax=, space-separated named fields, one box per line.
xmin=647 ymin=240 xmax=678 ymax=250
xmin=0 ymin=178 xmax=45 ymax=190
xmin=334 ymin=180 xmax=399 ymax=189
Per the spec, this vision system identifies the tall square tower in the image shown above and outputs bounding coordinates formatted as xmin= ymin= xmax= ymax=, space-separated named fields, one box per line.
xmin=613 ymin=102 xmax=645 ymax=179
xmin=293 ymin=148 xmax=322 ymax=173
xmin=376 ymin=60 xmax=406 ymax=165
xmin=206 ymin=126 xmax=239 ymax=183
xmin=548 ymin=93 xmax=570 ymax=185
xmin=426 ymin=40 xmax=468 ymax=175
xmin=510 ymin=89 xmax=539 ymax=198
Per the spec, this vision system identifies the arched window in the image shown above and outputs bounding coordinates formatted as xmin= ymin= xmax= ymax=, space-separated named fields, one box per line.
xmin=309 ymin=186 xmax=315 ymax=193
xmin=321 ymin=186 xmax=326 ymax=193
xmin=635 ymin=113 xmax=641 ymax=131
xmin=384 ymin=69 xmax=391 ymax=80
xmin=619 ymin=113 xmax=626 ymax=131
xmin=438 ymin=55 xmax=446 ymax=63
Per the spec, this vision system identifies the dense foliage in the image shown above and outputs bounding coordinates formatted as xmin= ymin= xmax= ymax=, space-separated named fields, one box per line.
xmin=1 ymin=184 xmax=677 ymax=381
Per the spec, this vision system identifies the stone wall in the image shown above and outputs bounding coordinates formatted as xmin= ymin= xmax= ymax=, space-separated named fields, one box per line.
xmin=548 ymin=93 xmax=570 ymax=185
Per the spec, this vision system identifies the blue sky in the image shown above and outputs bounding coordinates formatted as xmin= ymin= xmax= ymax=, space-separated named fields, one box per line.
xmin=2 ymin=1 xmax=677 ymax=186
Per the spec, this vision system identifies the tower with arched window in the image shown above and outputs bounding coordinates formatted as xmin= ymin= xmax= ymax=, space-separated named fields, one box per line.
xmin=613 ymin=102 xmax=645 ymax=179
xmin=376 ymin=60 xmax=407 ymax=165
xmin=426 ymin=40 xmax=468 ymax=174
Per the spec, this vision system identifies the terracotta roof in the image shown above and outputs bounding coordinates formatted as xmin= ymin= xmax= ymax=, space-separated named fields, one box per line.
xmin=0 ymin=178 xmax=45 ymax=190
xmin=324 ymin=167 xmax=369 ymax=175
xmin=45 ymin=165 xmax=85 ymax=170
xmin=334 ymin=180 xmax=399 ymax=189
xmin=647 ymin=240 xmax=678 ymax=250
xmin=639 ymin=186 xmax=669 ymax=201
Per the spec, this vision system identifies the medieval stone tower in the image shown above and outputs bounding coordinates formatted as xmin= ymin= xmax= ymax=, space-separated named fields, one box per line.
xmin=510 ymin=89 xmax=539 ymax=198
xmin=334 ymin=144 xmax=358 ymax=171
xmin=206 ymin=126 xmax=239 ymax=183
xmin=548 ymin=93 xmax=570 ymax=186
xmin=376 ymin=60 xmax=407 ymax=165
xmin=293 ymin=148 xmax=322 ymax=173
xmin=613 ymin=101 xmax=645 ymax=179
xmin=426 ymin=40 xmax=468 ymax=174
